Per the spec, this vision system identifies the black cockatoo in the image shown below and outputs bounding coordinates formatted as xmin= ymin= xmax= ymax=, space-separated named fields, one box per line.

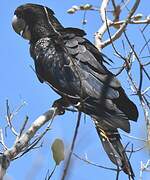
xmin=12 ymin=3 xmax=138 ymax=179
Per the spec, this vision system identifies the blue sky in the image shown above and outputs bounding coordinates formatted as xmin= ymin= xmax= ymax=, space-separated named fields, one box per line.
xmin=0 ymin=0 xmax=150 ymax=180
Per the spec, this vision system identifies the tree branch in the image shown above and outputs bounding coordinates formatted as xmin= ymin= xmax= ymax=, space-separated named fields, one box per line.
xmin=0 ymin=107 xmax=59 ymax=180
xmin=61 ymin=112 xmax=81 ymax=180
xmin=95 ymin=0 xmax=141 ymax=50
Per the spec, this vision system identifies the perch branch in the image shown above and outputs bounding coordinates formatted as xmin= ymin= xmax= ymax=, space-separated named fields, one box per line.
xmin=0 ymin=107 xmax=59 ymax=180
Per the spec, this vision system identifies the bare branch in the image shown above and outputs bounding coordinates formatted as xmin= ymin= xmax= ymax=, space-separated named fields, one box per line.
xmin=0 ymin=129 xmax=7 ymax=151
xmin=0 ymin=107 xmax=59 ymax=180
xmin=112 ymin=18 xmax=150 ymax=26
xmin=101 ymin=0 xmax=141 ymax=48
xmin=140 ymin=160 xmax=150 ymax=179
xmin=120 ymin=133 xmax=146 ymax=142
xmin=5 ymin=100 xmax=19 ymax=137
xmin=18 ymin=116 xmax=29 ymax=138
xmin=45 ymin=165 xmax=57 ymax=180
xmin=95 ymin=0 xmax=141 ymax=50
xmin=61 ymin=112 xmax=81 ymax=180
xmin=94 ymin=0 xmax=112 ymax=50
xmin=73 ymin=153 xmax=118 ymax=171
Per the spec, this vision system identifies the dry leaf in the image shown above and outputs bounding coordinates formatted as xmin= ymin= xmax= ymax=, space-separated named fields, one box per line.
xmin=51 ymin=138 xmax=65 ymax=165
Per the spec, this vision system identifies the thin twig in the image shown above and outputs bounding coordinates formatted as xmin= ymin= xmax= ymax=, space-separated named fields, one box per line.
xmin=0 ymin=129 xmax=7 ymax=151
xmin=61 ymin=112 xmax=82 ymax=180
xmin=45 ymin=165 xmax=57 ymax=180
xmin=73 ymin=153 xmax=118 ymax=171
xmin=18 ymin=116 xmax=29 ymax=138
xmin=120 ymin=133 xmax=146 ymax=142
xmin=5 ymin=100 xmax=19 ymax=137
